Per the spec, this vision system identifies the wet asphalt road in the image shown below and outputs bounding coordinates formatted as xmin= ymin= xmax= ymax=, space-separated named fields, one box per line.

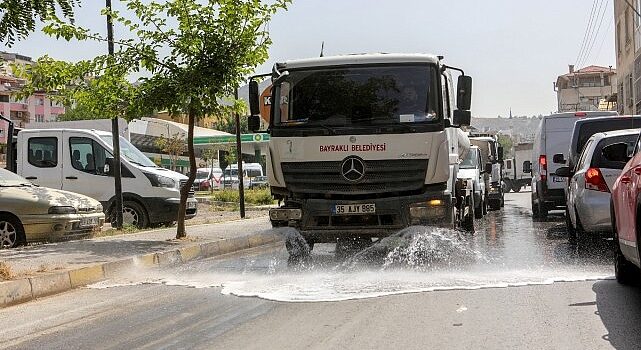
xmin=2 ymin=192 xmax=640 ymax=349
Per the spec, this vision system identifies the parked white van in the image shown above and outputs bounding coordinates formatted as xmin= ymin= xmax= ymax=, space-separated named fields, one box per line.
xmin=15 ymin=129 xmax=198 ymax=227
xmin=222 ymin=162 xmax=264 ymax=189
xmin=528 ymin=111 xmax=617 ymax=218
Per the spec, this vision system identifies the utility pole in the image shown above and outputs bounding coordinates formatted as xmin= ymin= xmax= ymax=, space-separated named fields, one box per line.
xmin=234 ymin=87 xmax=245 ymax=219
xmin=106 ymin=0 xmax=123 ymax=229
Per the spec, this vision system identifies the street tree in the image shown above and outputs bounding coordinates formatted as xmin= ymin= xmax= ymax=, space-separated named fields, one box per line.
xmin=42 ymin=0 xmax=290 ymax=237
xmin=155 ymin=133 xmax=186 ymax=172
xmin=0 ymin=0 xmax=79 ymax=46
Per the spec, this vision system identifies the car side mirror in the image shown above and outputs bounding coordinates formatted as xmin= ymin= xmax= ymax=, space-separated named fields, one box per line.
xmin=453 ymin=110 xmax=471 ymax=127
xmin=484 ymin=162 xmax=493 ymax=174
xmin=456 ymin=75 xmax=472 ymax=111
xmin=552 ymin=153 xmax=566 ymax=164
xmin=555 ymin=166 xmax=570 ymax=177
xmin=523 ymin=160 xmax=532 ymax=174
xmin=105 ymin=158 xmax=114 ymax=176
xmin=602 ymin=142 xmax=631 ymax=163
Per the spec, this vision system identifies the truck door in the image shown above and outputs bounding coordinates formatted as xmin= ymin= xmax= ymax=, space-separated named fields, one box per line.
xmin=62 ymin=132 xmax=115 ymax=202
xmin=20 ymin=132 xmax=63 ymax=189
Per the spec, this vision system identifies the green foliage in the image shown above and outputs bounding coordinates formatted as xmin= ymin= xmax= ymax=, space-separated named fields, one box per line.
xmin=497 ymin=134 xmax=514 ymax=157
xmin=0 ymin=0 xmax=78 ymax=46
xmin=155 ymin=133 xmax=186 ymax=171
xmin=57 ymin=103 xmax=97 ymax=121
xmin=212 ymin=188 xmax=274 ymax=205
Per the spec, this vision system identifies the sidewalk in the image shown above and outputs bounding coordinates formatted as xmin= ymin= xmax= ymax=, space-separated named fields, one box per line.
xmin=0 ymin=216 xmax=281 ymax=307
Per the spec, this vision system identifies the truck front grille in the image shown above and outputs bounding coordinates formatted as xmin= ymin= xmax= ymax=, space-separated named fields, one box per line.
xmin=282 ymin=159 xmax=428 ymax=197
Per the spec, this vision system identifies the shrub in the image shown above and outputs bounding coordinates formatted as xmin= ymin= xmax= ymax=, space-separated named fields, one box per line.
xmin=211 ymin=188 xmax=274 ymax=205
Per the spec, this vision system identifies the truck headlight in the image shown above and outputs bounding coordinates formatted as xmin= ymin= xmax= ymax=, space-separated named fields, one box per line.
xmin=48 ymin=206 xmax=77 ymax=214
xmin=143 ymin=172 xmax=176 ymax=188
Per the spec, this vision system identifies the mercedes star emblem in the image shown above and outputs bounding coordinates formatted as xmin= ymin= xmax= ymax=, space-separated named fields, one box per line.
xmin=341 ymin=156 xmax=366 ymax=182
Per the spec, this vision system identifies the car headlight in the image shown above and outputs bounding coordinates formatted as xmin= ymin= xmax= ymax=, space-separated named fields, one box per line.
xmin=48 ymin=206 xmax=77 ymax=214
xmin=96 ymin=203 xmax=103 ymax=212
xmin=143 ymin=172 xmax=176 ymax=188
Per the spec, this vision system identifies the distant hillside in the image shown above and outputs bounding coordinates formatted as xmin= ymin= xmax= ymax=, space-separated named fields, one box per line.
xmin=471 ymin=117 xmax=541 ymax=142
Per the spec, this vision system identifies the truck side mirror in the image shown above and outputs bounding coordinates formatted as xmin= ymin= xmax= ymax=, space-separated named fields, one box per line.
xmin=555 ymin=166 xmax=570 ymax=178
xmin=498 ymin=146 xmax=504 ymax=162
xmin=484 ymin=162 xmax=492 ymax=174
xmin=552 ymin=153 xmax=566 ymax=164
xmin=456 ymin=75 xmax=472 ymax=111
xmin=453 ymin=110 xmax=471 ymax=126
xmin=249 ymin=80 xmax=260 ymax=116
xmin=602 ymin=142 xmax=631 ymax=163
xmin=248 ymin=115 xmax=260 ymax=133
xmin=523 ymin=160 xmax=532 ymax=174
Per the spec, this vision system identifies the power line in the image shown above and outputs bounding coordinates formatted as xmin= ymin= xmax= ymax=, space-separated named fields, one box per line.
xmin=593 ymin=16 xmax=614 ymax=63
xmin=580 ymin=0 xmax=611 ymax=67
xmin=576 ymin=0 xmax=600 ymax=67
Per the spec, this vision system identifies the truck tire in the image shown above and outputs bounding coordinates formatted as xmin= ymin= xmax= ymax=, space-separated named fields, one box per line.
xmin=474 ymin=196 xmax=484 ymax=219
xmin=538 ymin=201 xmax=548 ymax=219
xmin=512 ymin=184 xmax=521 ymax=193
xmin=504 ymin=180 xmax=512 ymax=193
xmin=489 ymin=198 xmax=501 ymax=211
xmin=482 ymin=196 xmax=488 ymax=215
xmin=285 ymin=234 xmax=312 ymax=265
xmin=462 ymin=195 xmax=475 ymax=233
xmin=0 ymin=214 xmax=25 ymax=248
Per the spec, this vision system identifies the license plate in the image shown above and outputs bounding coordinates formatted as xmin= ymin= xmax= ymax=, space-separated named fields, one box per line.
xmin=332 ymin=204 xmax=375 ymax=215
xmin=552 ymin=176 xmax=565 ymax=183
xmin=188 ymin=201 xmax=197 ymax=209
xmin=80 ymin=217 xmax=99 ymax=227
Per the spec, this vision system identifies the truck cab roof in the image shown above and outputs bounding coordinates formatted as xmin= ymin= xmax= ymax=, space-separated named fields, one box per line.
xmin=278 ymin=53 xmax=440 ymax=70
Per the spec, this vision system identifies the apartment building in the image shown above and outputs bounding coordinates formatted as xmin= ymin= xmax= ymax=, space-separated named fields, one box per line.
xmin=615 ymin=0 xmax=641 ymax=114
xmin=555 ymin=65 xmax=617 ymax=112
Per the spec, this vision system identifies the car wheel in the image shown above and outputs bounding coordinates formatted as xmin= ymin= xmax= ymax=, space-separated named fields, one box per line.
xmin=121 ymin=201 xmax=149 ymax=229
xmin=566 ymin=208 xmax=577 ymax=244
xmin=537 ymin=201 xmax=548 ymax=218
xmin=0 ymin=214 xmax=25 ymax=248
xmin=613 ymin=210 xmax=640 ymax=285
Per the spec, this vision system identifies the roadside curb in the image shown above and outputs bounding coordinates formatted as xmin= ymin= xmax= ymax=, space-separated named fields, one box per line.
xmin=0 ymin=231 xmax=282 ymax=308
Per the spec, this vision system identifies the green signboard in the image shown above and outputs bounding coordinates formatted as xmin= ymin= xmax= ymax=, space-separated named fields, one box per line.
xmin=193 ymin=133 xmax=269 ymax=145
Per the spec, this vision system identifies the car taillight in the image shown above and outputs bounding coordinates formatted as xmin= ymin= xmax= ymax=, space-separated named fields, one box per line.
xmin=575 ymin=112 xmax=587 ymax=117
xmin=539 ymin=155 xmax=547 ymax=182
xmin=585 ymin=167 xmax=609 ymax=192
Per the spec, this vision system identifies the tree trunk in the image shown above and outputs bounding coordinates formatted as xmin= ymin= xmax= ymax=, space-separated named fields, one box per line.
xmin=176 ymin=107 xmax=197 ymax=239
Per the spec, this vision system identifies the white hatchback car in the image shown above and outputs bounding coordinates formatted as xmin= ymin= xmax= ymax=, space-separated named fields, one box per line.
xmin=557 ymin=129 xmax=640 ymax=243
xmin=0 ymin=168 xmax=105 ymax=248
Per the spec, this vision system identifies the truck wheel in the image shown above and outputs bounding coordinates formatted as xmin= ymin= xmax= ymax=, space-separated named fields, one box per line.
xmin=121 ymin=201 xmax=149 ymax=228
xmin=537 ymin=201 xmax=548 ymax=218
xmin=0 ymin=214 xmax=25 ymax=248
xmin=462 ymin=195 xmax=475 ymax=233
xmin=512 ymin=185 xmax=521 ymax=193
xmin=285 ymin=234 xmax=312 ymax=266
xmin=335 ymin=237 xmax=371 ymax=260
xmin=474 ymin=197 xmax=484 ymax=219
xmin=482 ymin=196 xmax=488 ymax=215
xmin=504 ymin=180 xmax=512 ymax=193
xmin=489 ymin=198 xmax=501 ymax=211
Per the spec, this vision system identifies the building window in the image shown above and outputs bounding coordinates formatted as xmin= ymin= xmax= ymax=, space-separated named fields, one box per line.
xmin=35 ymin=97 xmax=44 ymax=106
xmin=618 ymin=21 xmax=623 ymax=55
xmin=35 ymin=114 xmax=44 ymax=122
xmin=0 ymin=95 xmax=8 ymax=103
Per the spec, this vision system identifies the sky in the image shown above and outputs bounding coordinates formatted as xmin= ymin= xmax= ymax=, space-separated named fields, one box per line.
xmin=3 ymin=0 xmax=617 ymax=118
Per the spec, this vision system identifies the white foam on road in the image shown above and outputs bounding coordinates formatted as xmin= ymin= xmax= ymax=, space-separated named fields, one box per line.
xmin=88 ymin=268 xmax=612 ymax=303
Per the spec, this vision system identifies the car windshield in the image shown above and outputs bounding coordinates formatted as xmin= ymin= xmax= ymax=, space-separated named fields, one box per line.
xmin=0 ymin=168 xmax=32 ymax=186
xmin=460 ymin=149 xmax=479 ymax=169
xmin=274 ymin=64 xmax=439 ymax=128
xmin=99 ymin=135 xmax=157 ymax=167
xmin=196 ymin=171 xmax=210 ymax=179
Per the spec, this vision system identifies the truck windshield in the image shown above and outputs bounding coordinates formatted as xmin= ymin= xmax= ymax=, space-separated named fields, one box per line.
xmin=460 ymin=150 xmax=479 ymax=169
xmin=273 ymin=64 xmax=438 ymax=128
xmin=99 ymin=135 xmax=158 ymax=168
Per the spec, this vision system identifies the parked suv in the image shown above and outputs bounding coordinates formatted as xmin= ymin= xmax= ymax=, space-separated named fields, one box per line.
xmin=529 ymin=111 xmax=617 ymax=218
xmin=557 ymin=129 xmax=639 ymax=243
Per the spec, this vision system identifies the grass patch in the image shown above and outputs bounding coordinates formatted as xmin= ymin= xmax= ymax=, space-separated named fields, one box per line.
xmin=211 ymin=188 xmax=275 ymax=206
xmin=94 ymin=224 xmax=140 ymax=238
xmin=0 ymin=261 xmax=13 ymax=281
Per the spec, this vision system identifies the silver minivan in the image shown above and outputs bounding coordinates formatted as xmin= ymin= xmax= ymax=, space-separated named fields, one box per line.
xmin=557 ymin=129 xmax=639 ymax=242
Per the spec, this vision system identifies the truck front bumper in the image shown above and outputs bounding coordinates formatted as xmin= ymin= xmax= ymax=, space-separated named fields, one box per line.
xmin=271 ymin=192 xmax=453 ymax=243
